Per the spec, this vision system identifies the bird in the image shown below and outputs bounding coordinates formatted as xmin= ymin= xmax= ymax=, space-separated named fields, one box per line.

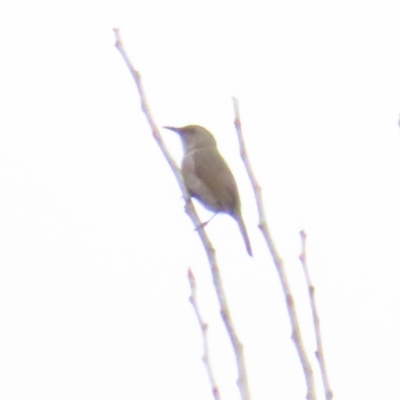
xmin=164 ymin=125 xmax=252 ymax=256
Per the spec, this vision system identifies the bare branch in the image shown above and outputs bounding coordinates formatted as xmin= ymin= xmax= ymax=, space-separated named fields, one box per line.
xmin=188 ymin=269 xmax=221 ymax=400
xmin=299 ymin=230 xmax=333 ymax=400
xmin=114 ymin=30 xmax=251 ymax=400
xmin=113 ymin=29 xmax=185 ymax=193
xmin=232 ymin=97 xmax=316 ymax=400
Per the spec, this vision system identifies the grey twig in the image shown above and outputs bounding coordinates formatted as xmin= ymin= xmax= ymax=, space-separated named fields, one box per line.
xmin=188 ymin=269 xmax=221 ymax=400
xmin=299 ymin=230 xmax=333 ymax=400
xmin=232 ymin=97 xmax=316 ymax=400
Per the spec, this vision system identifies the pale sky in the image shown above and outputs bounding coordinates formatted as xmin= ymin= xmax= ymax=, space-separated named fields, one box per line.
xmin=1 ymin=1 xmax=400 ymax=399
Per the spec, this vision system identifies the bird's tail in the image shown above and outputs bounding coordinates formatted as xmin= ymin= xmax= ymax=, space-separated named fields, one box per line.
xmin=236 ymin=214 xmax=253 ymax=257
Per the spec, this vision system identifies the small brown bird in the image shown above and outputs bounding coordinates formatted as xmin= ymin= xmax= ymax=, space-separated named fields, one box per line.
xmin=164 ymin=125 xmax=252 ymax=256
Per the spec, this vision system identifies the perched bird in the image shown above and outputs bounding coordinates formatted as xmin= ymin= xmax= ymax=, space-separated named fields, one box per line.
xmin=164 ymin=125 xmax=252 ymax=256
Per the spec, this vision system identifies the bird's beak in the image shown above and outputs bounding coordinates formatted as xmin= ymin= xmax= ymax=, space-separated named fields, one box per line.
xmin=163 ymin=126 xmax=181 ymax=134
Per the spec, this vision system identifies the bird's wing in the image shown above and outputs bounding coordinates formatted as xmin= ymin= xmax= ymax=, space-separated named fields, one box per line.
xmin=183 ymin=148 xmax=240 ymax=213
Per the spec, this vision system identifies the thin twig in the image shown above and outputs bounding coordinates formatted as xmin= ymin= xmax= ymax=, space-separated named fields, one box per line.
xmin=114 ymin=29 xmax=251 ymax=400
xmin=232 ymin=97 xmax=316 ymax=400
xmin=299 ymin=230 xmax=333 ymax=400
xmin=188 ymin=269 xmax=221 ymax=400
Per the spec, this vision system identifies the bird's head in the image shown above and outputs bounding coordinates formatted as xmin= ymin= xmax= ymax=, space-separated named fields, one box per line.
xmin=164 ymin=125 xmax=217 ymax=152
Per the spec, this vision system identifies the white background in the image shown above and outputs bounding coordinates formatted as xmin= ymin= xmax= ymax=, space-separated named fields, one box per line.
xmin=1 ymin=1 xmax=400 ymax=399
